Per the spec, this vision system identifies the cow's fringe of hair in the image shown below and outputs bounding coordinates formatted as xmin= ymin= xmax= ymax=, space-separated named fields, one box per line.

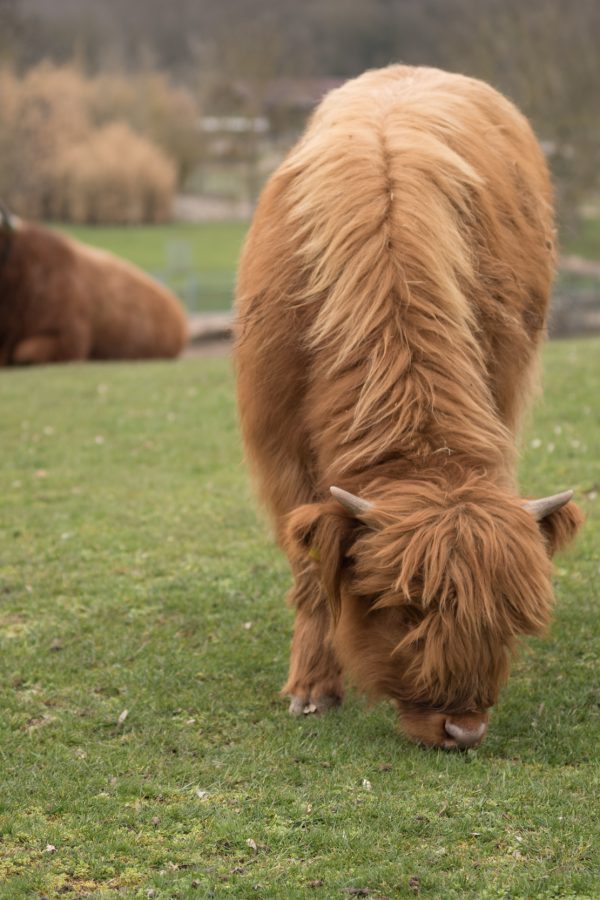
xmin=285 ymin=474 xmax=582 ymax=710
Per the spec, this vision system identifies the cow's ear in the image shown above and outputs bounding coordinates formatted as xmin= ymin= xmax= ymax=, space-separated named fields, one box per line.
xmin=285 ymin=503 xmax=323 ymax=558
xmin=537 ymin=500 xmax=584 ymax=556
xmin=285 ymin=502 xmax=353 ymax=619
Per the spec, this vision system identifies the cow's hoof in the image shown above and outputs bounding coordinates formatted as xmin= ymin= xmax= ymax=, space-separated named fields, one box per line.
xmin=288 ymin=694 xmax=342 ymax=716
xmin=289 ymin=696 xmax=308 ymax=716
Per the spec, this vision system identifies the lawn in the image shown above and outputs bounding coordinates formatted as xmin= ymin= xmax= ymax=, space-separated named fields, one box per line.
xmin=52 ymin=214 xmax=600 ymax=324
xmin=0 ymin=340 xmax=598 ymax=898
xmin=564 ymin=215 xmax=600 ymax=261
xmin=55 ymin=223 xmax=248 ymax=315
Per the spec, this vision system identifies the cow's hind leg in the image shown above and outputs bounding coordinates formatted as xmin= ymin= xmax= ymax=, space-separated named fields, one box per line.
xmin=282 ymin=566 xmax=344 ymax=715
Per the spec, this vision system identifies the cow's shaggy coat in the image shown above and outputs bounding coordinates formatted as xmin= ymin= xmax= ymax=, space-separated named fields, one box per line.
xmin=0 ymin=219 xmax=188 ymax=365
xmin=234 ymin=66 xmax=582 ymax=748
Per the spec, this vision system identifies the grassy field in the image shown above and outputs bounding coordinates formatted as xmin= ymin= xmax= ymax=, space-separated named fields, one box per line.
xmin=56 ymin=223 xmax=248 ymax=315
xmin=565 ymin=215 xmax=600 ymax=261
xmin=53 ymin=214 xmax=600 ymax=321
xmin=0 ymin=339 xmax=598 ymax=898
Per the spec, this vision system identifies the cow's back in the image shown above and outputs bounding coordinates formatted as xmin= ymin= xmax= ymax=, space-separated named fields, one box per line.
xmin=73 ymin=244 xmax=188 ymax=360
xmin=235 ymin=66 xmax=555 ymax=522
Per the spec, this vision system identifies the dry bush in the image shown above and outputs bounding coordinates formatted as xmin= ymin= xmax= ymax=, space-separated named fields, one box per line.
xmin=0 ymin=69 xmax=19 ymax=201
xmin=89 ymin=71 xmax=200 ymax=184
xmin=0 ymin=62 xmax=192 ymax=222
xmin=54 ymin=122 xmax=176 ymax=224
xmin=0 ymin=63 xmax=91 ymax=218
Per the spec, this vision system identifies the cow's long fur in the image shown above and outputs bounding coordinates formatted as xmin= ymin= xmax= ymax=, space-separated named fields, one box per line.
xmin=0 ymin=221 xmax=188 ymax=365
xmin=234 ymin=66 xmax=582 ymax=746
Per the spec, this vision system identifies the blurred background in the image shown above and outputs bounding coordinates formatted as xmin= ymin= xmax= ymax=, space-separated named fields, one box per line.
xmin=1 ymin=0 xmax=598 ymax=333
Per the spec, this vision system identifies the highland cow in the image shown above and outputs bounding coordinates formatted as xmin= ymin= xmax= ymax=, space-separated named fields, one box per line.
xmin=234 ymin=66 xmax=582 ymax=749
xmin=0 ymin=211 xmax=188 ymax=365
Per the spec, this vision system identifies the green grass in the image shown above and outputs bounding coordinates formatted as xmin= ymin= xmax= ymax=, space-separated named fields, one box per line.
xmin=563 ymin=215 xmax=600 ymax=261
xmin=50 ymin=213 xmax=599 ymax=323
xmin=55 ymin=223 xmax=248 ymax=314
xmin=0 ymin=340 xmax=598 ymax=898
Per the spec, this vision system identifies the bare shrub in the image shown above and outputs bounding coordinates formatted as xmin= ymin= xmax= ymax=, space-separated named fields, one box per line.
xmin=54 ymin=122 xmax=176 ymax=224
xmin=0 ymin=62 xmax=188 ymax=222
xmin=0 ymin=62 xmax=90 ymax=218
xmin=90 ymin=71 xmax=200 ymax=184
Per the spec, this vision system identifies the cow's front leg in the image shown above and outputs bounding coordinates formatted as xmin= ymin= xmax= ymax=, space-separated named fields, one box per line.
xmin=282 ymin=568 xmax=344 ymax=715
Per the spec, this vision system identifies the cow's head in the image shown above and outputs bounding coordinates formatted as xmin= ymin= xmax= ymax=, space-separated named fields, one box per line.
xmin=285 ymin=476 xmax=582 ymax=749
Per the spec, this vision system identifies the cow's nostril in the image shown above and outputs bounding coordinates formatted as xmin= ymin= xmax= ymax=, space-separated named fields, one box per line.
xmin=444 ymin=718 xmax=488 ymax=748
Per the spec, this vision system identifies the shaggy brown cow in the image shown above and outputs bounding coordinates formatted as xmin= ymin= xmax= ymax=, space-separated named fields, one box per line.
xmin=234 ymin=66 xmax=582 ymax=749
xmin=0 ymin=211 xmax=188 ymax=364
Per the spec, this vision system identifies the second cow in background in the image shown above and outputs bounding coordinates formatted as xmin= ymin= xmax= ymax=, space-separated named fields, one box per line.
xmin=0 ymin=211 xmax=188 ymax=365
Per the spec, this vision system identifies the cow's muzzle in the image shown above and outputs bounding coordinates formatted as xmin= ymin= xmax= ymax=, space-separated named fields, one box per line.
xmin=396 ymin=705 xmax=490 ymax=749
xmin=442 ymin=712 xmax=489 ymax=749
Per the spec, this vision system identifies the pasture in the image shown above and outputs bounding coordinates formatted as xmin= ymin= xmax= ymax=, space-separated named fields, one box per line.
xmin=0 ymin=340 xmax=598 ymax=897
xmin=58 ymin=223 xmax=248 ymax=314
xmin=56 ymin=218 xmax=600 ymax=320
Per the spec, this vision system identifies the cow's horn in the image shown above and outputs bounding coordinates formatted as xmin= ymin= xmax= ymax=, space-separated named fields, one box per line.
xmin=522 ymin=490 xmax=573 ymax=521
xmin=330 ymin=486 xmax=374 ymax=519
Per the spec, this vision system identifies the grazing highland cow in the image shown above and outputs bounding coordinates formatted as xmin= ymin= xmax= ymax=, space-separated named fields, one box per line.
xmin=0 ymin=210 xmax=187 ymax=365
xmin=235 ymin=67 xmax=582 ymax=749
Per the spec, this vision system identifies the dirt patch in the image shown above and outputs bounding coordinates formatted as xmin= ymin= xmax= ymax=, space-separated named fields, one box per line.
xmin=183 ymin=337 xmax=231 ymax=358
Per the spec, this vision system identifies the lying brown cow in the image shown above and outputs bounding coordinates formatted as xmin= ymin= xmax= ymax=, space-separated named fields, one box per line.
xmin=235 ymin=66 xmax=582 ymax=749
xmin=0 ymin=210 xmax=188 ymax=364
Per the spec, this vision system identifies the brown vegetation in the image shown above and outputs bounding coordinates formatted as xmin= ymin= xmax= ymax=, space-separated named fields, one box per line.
xmin=3 ymin=2 xmax=597 ymax=232
xmin=235 ymin=66 xmax=582 ymax=749
xmin=0 ymin=63 xmax=198 ymax=223
xmin=0 ymin=64 xmax=90 ymax=220
xmin=90 ymin=71 xmax=200 ymax=185
xmin=54 ymin=123 xmax=175 ymax=225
